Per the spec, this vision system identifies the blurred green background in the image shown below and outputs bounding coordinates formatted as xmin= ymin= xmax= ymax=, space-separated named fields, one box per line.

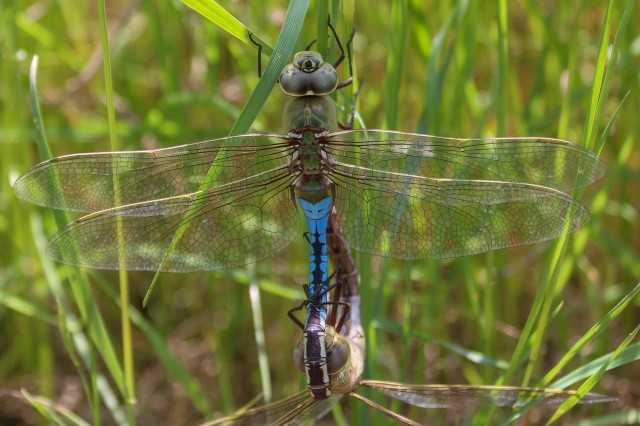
xmin=1 ymin=0 xmax=639 ymax=424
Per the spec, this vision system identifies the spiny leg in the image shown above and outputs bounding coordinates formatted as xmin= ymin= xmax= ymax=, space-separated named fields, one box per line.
xmin=288 ymin=270 xmax=342 ymax=330
xmin=338 ymin=80 xmax=362 ymax=130
xmin=248 ymin=32 xmax=263 ymax=78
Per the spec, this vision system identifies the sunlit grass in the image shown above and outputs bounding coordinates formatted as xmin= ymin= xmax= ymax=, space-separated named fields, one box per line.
xmin=1 ymin=0 xmax=638 ymax=425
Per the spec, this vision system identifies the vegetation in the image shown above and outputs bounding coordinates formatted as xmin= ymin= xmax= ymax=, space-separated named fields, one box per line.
xmin=0 ymin=0 xmax=638 ymax=424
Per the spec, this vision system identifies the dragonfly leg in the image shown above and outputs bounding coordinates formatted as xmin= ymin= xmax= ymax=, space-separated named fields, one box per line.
xmin=290 ymin=269 xmax=342 ymax=330
xmin=326 ymin=281 xmax=342 ymax=326
xmin=331 ymin=300 xmax=351 ymax=334
xmin=302 ymin=283 xmax=311 ymax=299
xmin=302 ymin=231 xmax=311 ymax=244
xmin=329 ymin=17 xmax=346 ymax=69
xmin=338 ymin=80 xmax=362 ymax=130
xmin=287 ymin=303 xmax=305 ymax=330
xmin=331 ymin=26 xmax=358 ymax=129
xmin=305 ymin=37 xmax=317 ymax=51
xmin=248 ymin=32 xmax=263 ymax=78
xmin=345 ymin=26 xmax=355 ymax=80
xmin=335 ymin=26 xmax=356 ymax=89
xmin=322 ymin=301 xmax=351 ymax=332
xmin=335 ymin=77 xmax=353 ymax=91
xmin=313 ymin=269 xmax=341 ymax=302
xmin=331 ymin=17 xmax=355 ymax=87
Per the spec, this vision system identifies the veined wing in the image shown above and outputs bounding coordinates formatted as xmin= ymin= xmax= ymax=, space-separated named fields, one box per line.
xmin=202 ymin=391 xmax=341 ymax=426
xmin=331 ymin=171 xmax=590 ymax=259
xmin=46 ymin=167 xmax=298 ymax=272
xmin=327 ymin=130 xmax=604 ymax=194
xmin=14 ymin=134 xmax=292 ymax=212
xmin=358 ymin=380 xmax=614 ymax=408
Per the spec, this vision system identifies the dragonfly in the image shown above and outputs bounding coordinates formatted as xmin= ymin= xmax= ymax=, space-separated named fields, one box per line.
xmin=15 ymin=25 xmax=603 ymax=393
xmin=13 ymin=45 xmax=605 ymax=278
xmin=203 ymin=246 xmax=613 ymax=426
xmin=14 ymin=34 xmax=604 ymax=398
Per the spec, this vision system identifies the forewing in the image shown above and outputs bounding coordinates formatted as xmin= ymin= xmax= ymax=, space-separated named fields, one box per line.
xmin=327 ymin=130 xmax=604 ymax=194
xmin=359 ymin=381 xmax=613 ymax=408
xmin=202 ymin=392 xmax=341 ymax=426
xmin=46 ymin=168 xmax=298 ymax=271
xmin=14 ymin=134 xmax=292 ymax=212
xmin=331 ymin=170 xmax=590 ymax=259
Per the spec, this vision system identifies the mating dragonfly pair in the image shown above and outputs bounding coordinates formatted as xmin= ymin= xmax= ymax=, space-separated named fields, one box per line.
xmin=15 ymin=25 xmax=608 ymax=424
xmin=206 ymin=228 xmax=611 ymax=425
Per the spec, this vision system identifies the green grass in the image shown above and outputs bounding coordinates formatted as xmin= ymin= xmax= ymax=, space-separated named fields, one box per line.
xmin=1 ymin=0 xmax=639 ymax=425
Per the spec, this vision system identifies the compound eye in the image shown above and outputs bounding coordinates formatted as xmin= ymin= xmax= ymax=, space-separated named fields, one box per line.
xmin=309 ymin=64 xmax=338 ymax=96
xmin=326 ymin=333 xmax=350 ymax=375
xmin=280 ymin=64 xmax=311 ymax=96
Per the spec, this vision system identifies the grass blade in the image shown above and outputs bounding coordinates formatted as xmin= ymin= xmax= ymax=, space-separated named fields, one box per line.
xmin=539 ymin=283 xmax=640 ymax=387
xmin=28 ymin=55 xmax=128 ymax=426
xmin=96 ymin=0 xmax=136 ymax=420
xmin=383 ymin=0 xmax=408 ymax=130
xmin=181 ymin=0 xmax=273 ymax=55
xmin=544 ymin=323 xmax=639 ymax=424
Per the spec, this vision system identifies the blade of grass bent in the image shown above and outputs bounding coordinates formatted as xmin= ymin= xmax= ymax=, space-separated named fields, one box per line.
xmin=539 ymin=283 xmax=640 ymax=388
xmin=29 ymin=56 xmax=127 ymax=424
xmin=506 ymin=283 xmax=640 ymax=421
xmin=144 ymin=0 xmax=310 ymax=305
xmin=181 ymin=0 xmax=273 ymax=56
xmin=97 ymin=0 xmax=136 ymax=420
xmin=548 ymin=342 xmax=640 ymax=390
xmin=544 ymin=323 xmax=639 ymax=425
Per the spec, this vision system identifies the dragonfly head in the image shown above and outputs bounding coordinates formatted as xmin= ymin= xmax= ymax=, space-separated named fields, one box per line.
xmin=280 ymin=51 xmax=338 ymax=97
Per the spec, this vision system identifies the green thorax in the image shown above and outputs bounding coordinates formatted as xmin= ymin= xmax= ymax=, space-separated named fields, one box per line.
xmin=284 ymin=97 xmax=336 ymax=199
xmin=283 ymin=95 xmax=338 ymax=133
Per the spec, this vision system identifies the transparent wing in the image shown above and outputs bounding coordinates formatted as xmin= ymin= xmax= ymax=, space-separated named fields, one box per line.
xmin=331 ymin=169 xmax=590 ymax=259
xmin=46 ymin=168 xmax=298 ymax=271
xmin=202 ymin=392 xmax=341 ymax=426
xmin=14 ymin=134 xmax=292 ymax=212
xmin=326 ymin=130 xmax=604 ymax=194
xmin=359 ymin=381 xmax=614 ymax=408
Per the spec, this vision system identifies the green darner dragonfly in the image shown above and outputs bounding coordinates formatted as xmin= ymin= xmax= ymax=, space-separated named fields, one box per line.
xmin=13 ymin=40 xmax=604 ymax=401
xmin=204 ymin=248 xmax=613 ymax=426
xmin=13 ymin=50 xmax=605 ymax=278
